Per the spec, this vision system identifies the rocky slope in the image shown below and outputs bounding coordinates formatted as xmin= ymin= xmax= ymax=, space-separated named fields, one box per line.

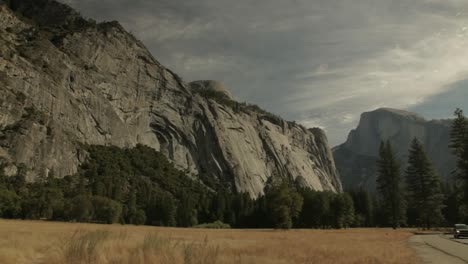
xmin=333 ymin=108 xmax=455 ymax=190
xmin=0 ymin=0 xmax=342 ymax=196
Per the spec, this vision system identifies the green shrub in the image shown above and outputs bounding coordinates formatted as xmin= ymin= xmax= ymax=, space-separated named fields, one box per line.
xmin=0 ymin=188 xmax=21 ymax=218
xmin=91 ymin=196 xmax=122 ymax=224
xmin=69 ymin=195 xmax=93 ymax=222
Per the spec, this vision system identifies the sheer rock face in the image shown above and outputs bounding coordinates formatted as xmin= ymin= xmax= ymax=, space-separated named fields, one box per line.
xmin=0 ymin=0 xmax=342 ymax=196
xmin=333 ymin=108 xmax=454 ymax=190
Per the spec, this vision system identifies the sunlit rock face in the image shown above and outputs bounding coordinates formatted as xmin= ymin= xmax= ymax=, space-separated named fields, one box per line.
xmin=334 ymin=108 xmax=454 ymax=190
xmin=0 ymin=0 xmax=342 ymax=196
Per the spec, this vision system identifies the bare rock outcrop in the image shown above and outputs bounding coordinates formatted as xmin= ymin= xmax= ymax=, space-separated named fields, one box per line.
xmin=0 ymin=0 xmax=342 ymax=196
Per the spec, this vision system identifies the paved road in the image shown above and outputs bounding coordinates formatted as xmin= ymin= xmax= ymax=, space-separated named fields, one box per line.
xmin=410 ymin=234 xmax=468 ymax=263
xmin=445 ymin=234 xmax=468 ymax=245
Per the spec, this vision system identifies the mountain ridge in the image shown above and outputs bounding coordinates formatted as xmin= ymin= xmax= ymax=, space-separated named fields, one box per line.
xmin=0 ymin=0 xmax=342 ymax=196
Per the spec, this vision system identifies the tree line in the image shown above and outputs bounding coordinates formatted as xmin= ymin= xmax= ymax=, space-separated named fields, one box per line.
xmin=0 ymin=144 xmax=356 ymax=229
xmin=0 ymin=109 xmax=468 ymax=229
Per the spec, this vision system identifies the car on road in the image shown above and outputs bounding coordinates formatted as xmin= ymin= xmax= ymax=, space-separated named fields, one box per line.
xmin=454 ymin=224 xmax=468 ymax=239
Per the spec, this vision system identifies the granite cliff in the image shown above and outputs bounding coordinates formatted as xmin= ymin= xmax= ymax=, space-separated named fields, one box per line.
xmin=333 ymin=108 xmax=455 ymax=190
xmin=0 ymin=0 xmax=342 ymax=196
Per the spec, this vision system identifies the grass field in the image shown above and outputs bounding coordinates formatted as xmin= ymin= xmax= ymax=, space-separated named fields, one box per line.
xmin=0 ymin=219 xmax=416 ymax=264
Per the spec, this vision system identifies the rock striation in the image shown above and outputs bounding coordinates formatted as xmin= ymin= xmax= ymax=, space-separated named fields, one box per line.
xmin=333 ymin=108 xmax=455 ymax=190
xmin=0 ymin=0 xmax=342 ymax=196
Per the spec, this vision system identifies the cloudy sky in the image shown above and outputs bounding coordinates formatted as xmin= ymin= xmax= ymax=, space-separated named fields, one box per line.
xmin=62 ymin=0 xmax=468 ymax=146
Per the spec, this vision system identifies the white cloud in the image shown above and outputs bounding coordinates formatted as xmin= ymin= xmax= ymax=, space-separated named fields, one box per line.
xmin=290 ymin=10 xmax=468 ymax=145
xmin=61 ymin=0 xmax=468 ymax=146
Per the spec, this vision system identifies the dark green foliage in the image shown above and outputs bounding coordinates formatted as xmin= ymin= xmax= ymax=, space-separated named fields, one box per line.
xmin=91 ymin=196 xmax=122 ymax=224
xmin=176 ymin=193 xmax=199 ymax=227
xmin=0 ymin=142 xmax=450 ymax=229
xmin=133 ymin=209 xmax=147 ymax=225
xmin=0 ymin=188 xmax=21 ymax=218
xmin=449 ymin=109 xmax=468 ymax=157
xmin=348 ymin=188 xmax=374 ymax=227
xmin=231 ymin=192 xmax=254 ymax=227
xmin=449 ymin=109 xmax=468 ymax=222
xmin=295 ymin=189 xmax=357 ymax=229
xmin=147 ymin=191 xmax=177 ymax=226
xmin=1 ymin=106 xmax=46 ymax=138
xmin=6 ymin=0 xmax=95 ymax=33
xmin=405 ymin=138 xmax=445 ymax=228
xmin=296 ymin=189 xmax=331 ymax=228
xmin=193 ymin=87 xmax=232 ymax=102
xmin=0 ymin=145 xmax=260 ymax=227
xmin=21 ymin=106 xmax=45 ymax=123
xmin=77 ymin=144 xmax=212 ymax=226
xmin=0 ymin=147 xmax=388 ymax=229
xmin=330 ymin=193 xmax=355 ymax=229
xmin=376 ymin=141 xmax=406 ymax=228
xmin=2 ymin=121 xmax=22 ymax=133
xmin=125 ymin=190 xmax=146 ymax=225
xmin=265 ymin=181 xmax=303 ymax=229
xmin=0 ymin=145 xmax=213 ymax=226
xmin=441 ymin=182 xmax=464 ymax=225
xmin=69 ymin=195 xmax=93 ymax=222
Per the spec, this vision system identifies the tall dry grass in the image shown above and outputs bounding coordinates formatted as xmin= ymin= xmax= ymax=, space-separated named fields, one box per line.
xmin=0 ymin=219 xmax=416 ymax=264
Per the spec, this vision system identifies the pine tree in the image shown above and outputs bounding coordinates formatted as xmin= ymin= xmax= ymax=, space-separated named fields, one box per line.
xmin=376 ymin=140 xmax=406 ymax=229
xmin=442 ymin=181 xmax=462 ymax=225
xmin=349 ymin=188 xmax=374 ymax=227
xmin=449 ymin=109 xmax=468 ymax=222
xmin=405 ymin=138 xmax=444 ymax=228
xmin=330 ymin=193 xmax=355 ymax=228
xmin=449 ymin=108 xmax=468 ymax=157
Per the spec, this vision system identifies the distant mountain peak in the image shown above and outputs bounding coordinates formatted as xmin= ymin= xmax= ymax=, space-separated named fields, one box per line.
xmin=363 ymin=108 xmax=426 ymax=122
xmin=334 ymin=108 xmax=455 ymax=190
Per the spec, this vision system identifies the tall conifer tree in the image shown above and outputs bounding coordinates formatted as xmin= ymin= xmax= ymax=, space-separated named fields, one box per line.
xmin=449 ymin=109 xmax=468 ymax=221
xmin=405 ymin=138 xmax=444 ymax=228
xmin=376 ymin=140 xmax=406 ymax=228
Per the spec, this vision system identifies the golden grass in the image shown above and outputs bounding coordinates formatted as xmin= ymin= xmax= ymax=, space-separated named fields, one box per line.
xmin=0 ymin=219 xmax=416 ymax=264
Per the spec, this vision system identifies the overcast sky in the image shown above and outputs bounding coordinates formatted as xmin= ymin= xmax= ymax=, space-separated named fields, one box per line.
xmin=62 ymin=0 xmax=468 ymax=146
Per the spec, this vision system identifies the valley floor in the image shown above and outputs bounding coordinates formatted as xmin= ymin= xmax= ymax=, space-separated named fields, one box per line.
xmin=0 ymin=219 xmax=416 ymax=264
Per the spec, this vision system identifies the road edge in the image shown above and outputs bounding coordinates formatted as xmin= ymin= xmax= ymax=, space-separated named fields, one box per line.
xmin=419 ymin=236 xmax=468 ymax=264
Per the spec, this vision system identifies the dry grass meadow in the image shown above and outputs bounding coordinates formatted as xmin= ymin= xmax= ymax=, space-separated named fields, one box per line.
xmin=0 ymin=219 xmax=416 ymax=264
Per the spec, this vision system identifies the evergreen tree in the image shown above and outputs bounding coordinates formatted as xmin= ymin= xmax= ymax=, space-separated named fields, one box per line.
xmin=330 ymin=193 xmax=355 ymax=228
xmin=125 ymin=190 xmax=138 ymax=224
xmin=0 ymin=189 xmax=20 ymax=218
xmin=232 ymin=193 xmax=254 ymax=227
xmin=297 ymin=189 xmax=326 ymax=228
xmin=449 ymin=109 xmax=468 ymax=222
xmin=442 ymin=181 xmax=463 ymax=225
xmin=405 ymin=138 xmax=444 ymax=228
xmin=69 ymin=195 xmax=93 ymax=222
xmin=449 ymin=108 xmax=468 ymax=157
xmin=349 ymin=188 xmax=374 ymax=227
xmin=376 ymin=140 xmax=406 ymax=228
xmin=265 ymin=181 xmax=303 ymax=229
